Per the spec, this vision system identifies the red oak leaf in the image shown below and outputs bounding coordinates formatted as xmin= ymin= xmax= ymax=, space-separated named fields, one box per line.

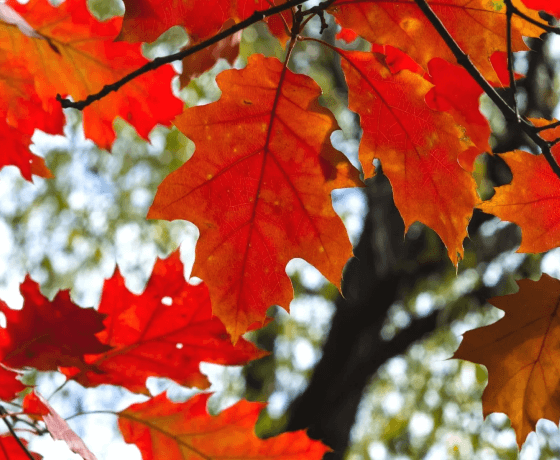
xmin=0 ymin=0 xmax=182 ymax=149
xmin=119 ymin=392 xmax=330 ymax=460
xmin=148 ymin=54 xmax=361 ymax=340
xmin=330 ymin=0 xmax=542 ymax=81
xmin=0 ymin=366 xmax=25 ymax=401
xmin=340 ymin=49 xmax=478 ymax=265
xmin=179 ymin=20 xmax=241 ymax=88
xmin=424 ymin=58 xmax=491 ymax=170
xmin=60 ymin=251 xmax=266 ymax=394
xmin=336 ymin=27 xmax=358 ymax=43
xmin=454 ymin=275 xmax=560 ymax=446
xmin=0 ymin=435 xmax=41 ymax=460
xmin=521 ymin=0 xmax=560 ymax=17
xmin=117 ymin=0 xmax=292 ymax=44
xmin=22 ymin=391 xmax=49 ymax=421
xmin=0 ymin=276 xmax=110 ymax=371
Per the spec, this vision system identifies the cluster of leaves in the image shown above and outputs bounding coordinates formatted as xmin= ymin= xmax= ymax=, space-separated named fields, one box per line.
xmin=2 ymin=0 xmax=560 ymax=458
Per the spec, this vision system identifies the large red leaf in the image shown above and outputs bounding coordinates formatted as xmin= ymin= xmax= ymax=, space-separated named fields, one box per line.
xmin=0 ymin=276 xmax=110 ymax=371
xmin=340 ymin=49 xmax=478 ymax=265
xmin=118 ymin=392 xmax=330 ymax=460
xmin=478 ymin=124 xmax=560 ymax=253
xmin=117 ymin=0 xmax=291 ymax=44
xmin=454 ymin=275 xmax=560 ymax=446
xmin=0 ymin=435 xmax=41 ymax=460
xmin=148 ymin=55 xmax=361 ymax=341
xmin=330 ymin=0 xmax=542 ymax=81
xmin=0 ymin=0 xmax=182 ymax=149
xmin=60 ymin=252 xmax=266 ymax=394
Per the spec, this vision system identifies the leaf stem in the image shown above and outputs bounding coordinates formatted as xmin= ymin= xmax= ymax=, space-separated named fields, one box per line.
xmin=56 ymin=0 xmax=318 ymax=110
xmin=65 ymin=410 xmax=117 ymax=423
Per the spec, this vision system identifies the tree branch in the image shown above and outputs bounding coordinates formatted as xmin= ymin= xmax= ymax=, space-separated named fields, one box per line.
xmin=57 ymin=0 xmax=316 ymax=110
xmin=56 ymin=0 xmax=338 ymax=111
xmin=414 ymin=0 xmax=560 ymax=179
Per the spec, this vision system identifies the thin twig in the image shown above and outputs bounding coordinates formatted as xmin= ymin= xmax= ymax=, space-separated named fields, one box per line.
xmin=57 ymin=0 xmax=315 ymax=110
xmin=65 ymin=410 xmax=116 ymax=423
xmin=0 ymin=406 xmax=36 ymax=460
xmin=511 ymin=4 xmax=560 ymax=34
xmin=536 ymin=120 xmax=560 ymax=132
xmin=413 ymin=0 xmax=560 ymax=180
xmin=505 ymin=0 xmax=519 ymax=120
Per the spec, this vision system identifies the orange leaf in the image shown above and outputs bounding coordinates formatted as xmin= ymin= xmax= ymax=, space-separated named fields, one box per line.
xmin=341 ymin=49 xmax=478 ymax=265
xmin=0 ymin=276 xmax=110 ymax=371
xmin=0 ymin=434 xmax=41 ymax=460
xmin=329 ymin=0 xmax=542 ymax=81
xmin=60 ymin=251 xmax=266 ymax=394
xmin=148 ymin=55 xmax=361 ymax=341
xmin=0 ymin=0 xmax=182 ymax=149
xmin=454 ymin=275 xmax=560 ymax=446
xmin=118 ymin=392 xmax=330 ymax=460
xmin=478 ymin=123 xmax=560 ymax=253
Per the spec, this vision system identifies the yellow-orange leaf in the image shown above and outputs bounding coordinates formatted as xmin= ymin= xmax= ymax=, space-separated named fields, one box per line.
xmin=341 ymin=50 xmax=478 ymax=265
xmin=454 ymin=275 xmax=560 ymax=446
xmin=148 ymin=54 xmax=361 ymax=341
